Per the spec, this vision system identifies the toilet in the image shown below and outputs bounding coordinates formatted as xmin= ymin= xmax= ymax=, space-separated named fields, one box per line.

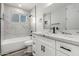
xmin=24 ymin=40 xmax=33 ymax=56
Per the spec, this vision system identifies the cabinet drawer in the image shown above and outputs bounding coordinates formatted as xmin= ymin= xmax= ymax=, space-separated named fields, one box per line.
xmin=56 ymin=50 xmax=68 ymax=56
xmin=32 ymin=39 xmax=42 ymax=56
xmin=56 ymin=41 xmax=79 ymax=56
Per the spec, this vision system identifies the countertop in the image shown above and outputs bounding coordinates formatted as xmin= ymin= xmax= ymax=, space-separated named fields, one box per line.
xmin=32 ymin=32 xmax=79 ymax=46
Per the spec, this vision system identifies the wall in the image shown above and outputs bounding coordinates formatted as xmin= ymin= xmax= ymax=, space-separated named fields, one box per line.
xmin=30 ymin=6 xmax=36 ymax=32
xmin=4 ymin=5 xmax=31 ymax=39
xmin=36 ymin=4 xmax=45 ymax=32
xmin=66 ymin=4 xmax=79 ymax=30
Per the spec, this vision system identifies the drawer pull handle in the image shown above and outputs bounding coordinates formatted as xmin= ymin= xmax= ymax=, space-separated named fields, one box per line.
xmin=60 ymin=46 xmax=71 ymax=52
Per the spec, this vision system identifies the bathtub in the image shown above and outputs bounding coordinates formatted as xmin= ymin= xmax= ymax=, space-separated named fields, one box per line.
xmin=1 ymin=36 xmax=32 ymax=55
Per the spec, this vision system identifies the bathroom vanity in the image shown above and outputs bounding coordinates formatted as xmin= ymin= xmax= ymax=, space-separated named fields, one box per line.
xmin=32 ymin=32 xmax=79 ymax=56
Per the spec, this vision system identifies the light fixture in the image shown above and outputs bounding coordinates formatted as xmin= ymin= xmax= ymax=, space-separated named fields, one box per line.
xmin=47 ymin=3 xmax=52 ymax=7
xmin=18 ymin=4 xmax=22 ymax=7
xmin=16 ymin=9 xmax=22 ymax=13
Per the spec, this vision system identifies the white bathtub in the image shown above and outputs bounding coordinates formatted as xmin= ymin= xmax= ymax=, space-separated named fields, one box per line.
xmin=1 ymin=36 xmax=32 ymax=55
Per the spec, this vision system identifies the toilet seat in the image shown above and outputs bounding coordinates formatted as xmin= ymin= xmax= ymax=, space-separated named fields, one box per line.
xmin=24 ymin=40 xmax=33 ymax=46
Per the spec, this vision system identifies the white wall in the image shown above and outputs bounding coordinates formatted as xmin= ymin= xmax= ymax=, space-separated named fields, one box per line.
xmin=36 ymin=4 xmax=44 ymax=32
xmin=36 ymin=3 xmax=51 ymax=32
xmin=30 ymin=7 xmax=36 ymax=32
xmin=67 ymin=4 xmax=79 ymax=30
xmin=4 ymin=5 xmax=31 ymax=39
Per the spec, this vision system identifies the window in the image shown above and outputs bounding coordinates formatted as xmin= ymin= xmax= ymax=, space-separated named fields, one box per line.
xmin=20 ymin=15 xmax=26 ymax=22
xmin=12 ymin=14 xmax=19 ymax=22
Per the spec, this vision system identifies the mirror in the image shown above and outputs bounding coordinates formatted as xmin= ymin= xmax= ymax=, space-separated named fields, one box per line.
xmin=66 ymin=4 xmax=79 ymax=30
xmin=43 ymin=3 xmax=79 ymax=34
xmin=50 ymin=3 xmax=67 ymax=32
xmin=43 ymin=5 xmax=51 ymax=31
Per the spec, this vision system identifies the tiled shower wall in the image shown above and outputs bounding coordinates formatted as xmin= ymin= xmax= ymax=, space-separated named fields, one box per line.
xmin=4 ymin=5 xmax=31 ymax=39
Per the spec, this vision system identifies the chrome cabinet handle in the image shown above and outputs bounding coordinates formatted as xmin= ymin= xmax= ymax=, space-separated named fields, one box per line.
xmin=60 ymin=46 xmax=71 ymax=52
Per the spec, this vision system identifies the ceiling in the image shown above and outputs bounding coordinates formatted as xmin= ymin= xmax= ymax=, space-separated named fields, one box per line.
xmin=5 ymin=3 xmax=36 ymax=11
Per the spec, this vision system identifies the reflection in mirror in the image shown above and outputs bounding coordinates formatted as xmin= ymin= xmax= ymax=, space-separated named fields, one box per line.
xmin=43 ymin=13 xmax=51 ymax=29
xmin=50 ymin=3 xmax=79 ymax=35
xmin=50 ymin=3 xmax=67 ymax=33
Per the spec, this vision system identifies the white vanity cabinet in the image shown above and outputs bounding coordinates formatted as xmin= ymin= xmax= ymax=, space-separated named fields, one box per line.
xmin=56 ymin=41 xmax=79 ymax=56
xmin=32 ymin=33 xmax=79 ymax=56
xmin=32 ymin=34 xmax=55 ymax=56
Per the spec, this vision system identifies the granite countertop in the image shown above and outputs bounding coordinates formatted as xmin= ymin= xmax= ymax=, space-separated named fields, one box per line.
xmin=32 ymin=32 xmax=79 ymax=46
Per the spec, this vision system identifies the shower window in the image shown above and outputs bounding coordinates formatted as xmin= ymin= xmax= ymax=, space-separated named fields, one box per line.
xmin=20 ymin=15 xmax=26 ymax=22
xmin=12 ymin=14 xmax=19 ymax=22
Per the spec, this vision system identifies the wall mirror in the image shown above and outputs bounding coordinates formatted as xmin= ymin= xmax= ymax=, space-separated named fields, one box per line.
xmin=43 ymin=3 xmax=79 ymax=34
xmin=50 ymin=3 xmax=79 ymax=34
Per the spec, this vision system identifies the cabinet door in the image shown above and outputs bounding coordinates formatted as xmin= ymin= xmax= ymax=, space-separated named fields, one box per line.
xmin=32 ymin=35 xmax=55 ymax=56
xmin=41 ymin=44 xmax=55 ymax=56
xmin=40 ymin=39 xmax=55 ymax=56
xmin=32 ymin=39 xmax=37 ymax=56
xmin=32 ymin=35 xmax=37 ymax=55
xmin=32 ymin=35 xmax=41 ymax=56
